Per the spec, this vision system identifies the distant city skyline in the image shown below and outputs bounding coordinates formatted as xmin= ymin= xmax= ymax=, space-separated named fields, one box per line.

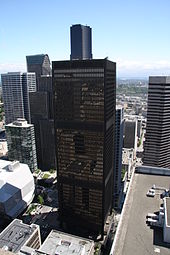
xmin=1 ymin=0 xmax=170 ymax=77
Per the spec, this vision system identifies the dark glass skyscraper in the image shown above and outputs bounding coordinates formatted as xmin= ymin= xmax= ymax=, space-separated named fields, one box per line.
xmin=26 ymin=54 xmax=51 ymax=86
xmin=53 ymin=59 xmax=116 ymax=237
xmin=70 ymin=24 xmax=92 ymax=60
xmin=113 ymin=107 xmax=124 ymax=208
xmin=27 ymin=55 xmax=56 ymax=171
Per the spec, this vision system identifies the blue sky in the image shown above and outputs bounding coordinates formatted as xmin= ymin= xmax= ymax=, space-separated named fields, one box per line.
xmin=0 ymin=0 xmax=170 ymax=77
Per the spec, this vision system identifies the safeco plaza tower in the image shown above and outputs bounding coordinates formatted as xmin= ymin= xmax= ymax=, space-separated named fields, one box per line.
xmin=53 ymin=58 xmax=116 ymax=237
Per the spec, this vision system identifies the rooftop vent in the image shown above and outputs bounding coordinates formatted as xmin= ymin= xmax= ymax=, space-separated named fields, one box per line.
xmin=7 ymin=161 xmax=20 ymax=172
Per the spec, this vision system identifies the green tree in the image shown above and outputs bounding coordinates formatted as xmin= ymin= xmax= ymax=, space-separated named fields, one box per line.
xmin=38 ymin=195 xmax=44 ymax=205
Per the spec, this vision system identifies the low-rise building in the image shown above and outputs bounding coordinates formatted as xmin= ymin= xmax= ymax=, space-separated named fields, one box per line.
xmin=0 ymin=160 xmax=35 ymax=218
xmin=110 ymin=165 xmax=170 ymax=255
xmin=0 ymin=219 xmax=41 ymax=253
xmin=39 ymin=230 xmax=94 ymax=255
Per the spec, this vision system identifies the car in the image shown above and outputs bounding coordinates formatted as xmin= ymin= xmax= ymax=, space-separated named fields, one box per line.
xmin=146 ymin=189 xmax=155 ymax=197
xmin=146 ymin=213 xmax=158 ymax=219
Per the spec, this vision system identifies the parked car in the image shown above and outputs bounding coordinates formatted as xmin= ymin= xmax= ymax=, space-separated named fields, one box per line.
xmin=146 ymin=189 xmax=155 ymax=197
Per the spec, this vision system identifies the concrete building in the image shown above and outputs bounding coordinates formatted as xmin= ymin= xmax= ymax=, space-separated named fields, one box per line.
xmin=1 ymin=72 xmax=36 ymax=124
xmin=0 ymin=160 xmax=35 ymax=218
xmin=3 ymin=228 xmax=94 ymax=255
xmin=39 ymin=230 xmax=94 ymax=255
xmin=70 ymin=24 xmax=92 ymax=60
xmin=29 ymin=75 xmax=56 ymax=171
xmin=110 ymin=166 xmax=170 ymax=255
xmin=6 ymin=119 xmax=37 ymax=173
xmin=53 ymin=59 xmax=116 ymax=237
xmin=113 ymin=107 xmax=124 ymax=208
xmin=0 ymin=219 xmax=41 ymax=253
xmin=122 ymin=148 xmax=134 ymax=179
xmin=26 ymin=54 xmax=51 ymax=84
xmin=144 ymin=76 xmax=170 ymax=168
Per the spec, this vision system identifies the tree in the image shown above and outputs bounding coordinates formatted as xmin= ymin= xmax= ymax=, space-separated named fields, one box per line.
xmin=38 ymin=195 xmax=44 ymax=205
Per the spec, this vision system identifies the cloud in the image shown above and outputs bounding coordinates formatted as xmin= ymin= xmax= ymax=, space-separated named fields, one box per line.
xmin=0 ymin=63 xmax=26 ymax=74
xmin=116 ymin=59 xmax=170 ymax=77
xmin=0 ymin=59 xmax=170 ymax=78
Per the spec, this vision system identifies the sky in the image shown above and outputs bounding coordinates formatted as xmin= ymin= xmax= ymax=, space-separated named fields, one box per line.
xmin=0 ymin=0 xmax=170 ymax=77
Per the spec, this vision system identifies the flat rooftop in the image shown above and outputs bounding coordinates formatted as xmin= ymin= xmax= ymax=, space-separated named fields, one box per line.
xmin=39 ymin=230 xmax=94 ymax=255
xmin=111 ymin=172 xmax=170 ymax=255
xmin=5 ymin=119 xmax=33 ymax=128
xmin=0 ymin=219 xmax=38 ymax=253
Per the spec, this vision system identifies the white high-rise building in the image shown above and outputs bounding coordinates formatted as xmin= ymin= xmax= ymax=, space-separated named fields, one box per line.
xmin=1 ymin=72 xmax=36 ymax=124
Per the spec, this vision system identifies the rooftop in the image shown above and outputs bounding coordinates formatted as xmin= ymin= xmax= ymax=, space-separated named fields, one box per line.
xmin=39 ymin=230 xmax=94 ymax=255
xmin=5 ymin=119 xmax=33 ymax=128
xmin=110 ymin=170 xmax=170 ymax=255
xmin=0 ymin=248 xmax=15 ymax=255
xmin=149 ymin=76 xmax=170 ymax=84
xmin=26 ymin=54 xmax=47 ymax=65
xmin=0 ymin=160 xmax=31 ymax=190
xmin=0 ymin=159 xmax=34 ymax=218
xmin=0 ymin=219 xmax=38 ymax=253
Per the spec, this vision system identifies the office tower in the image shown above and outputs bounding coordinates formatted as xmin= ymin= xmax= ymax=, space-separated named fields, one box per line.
xmin=1 ymin=72 xmax=36 ymax=124
xmin=6 ymin=118 xmax=37 ymax=172
xmin=70 ymin=24 xmax=92 ymax=60
xmin=26 ymin=54 xmax=51 ymax=87
xmin=113 ymin=107 xmax=124 ymax=208
xmin=137 ymin=117 xmax=143 ymax=138
xmin=53 ymin=59 xmax=116 ymax=236
xmin=30 ymin=75 xmax=56 ymax=171
xmin=143 ymin=76 xmax=170 ymax=168
xmin=124 ymin=120 xmax=137 ymax=151
xmin=27 ymin=55 xmax=55 ymax=171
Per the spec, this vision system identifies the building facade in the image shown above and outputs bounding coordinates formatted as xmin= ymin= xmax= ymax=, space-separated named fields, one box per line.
xmin=123 ymin=119 xmax=137 ymax=151
xmin=70 ymin=24 xmax=92 ymax=60
xmin=0 ymin=219 xmax=41 ymax=252
xmin=29 ymin=75 xmax=56 ymax=171
xmin=143 ymin=76 xmax=170 ymax=168
xmin=53 ymin=59 xmax=116 ymax=236
xmin=6 ymin=119 xmax=37 ymax=172
xmin=1 ymin=72 xmax=36 ymax=124
xmin=26 ymin=54 xmax=51 ymax=83
xmin=113 ymin=107 xmax=124 ymax=208
xmin=0 ymin=160 xmax=35 ymax=218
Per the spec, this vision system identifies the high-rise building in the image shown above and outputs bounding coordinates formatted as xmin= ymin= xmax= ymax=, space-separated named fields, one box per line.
xmin=26 ymin=54 xmax=51 ymax=79
xmin=53 ymin=59 xmax=116 ymax=236
xmin=1 ymin=72 xmax=36 ymax=124
xmin=113 ymin=107 xmax=124 ymax=208
xmin=123 ymin=119 xmax=137 ymax=151
xmin=6 ymin=118 xmax=37 ymax=172
xmin=143 ymin=76 xmax=170 ymax=168
xmin=29 ymin=75 xmax=56 ymax=171
xmin=70 ymin=24 xmax=92 ymax=60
